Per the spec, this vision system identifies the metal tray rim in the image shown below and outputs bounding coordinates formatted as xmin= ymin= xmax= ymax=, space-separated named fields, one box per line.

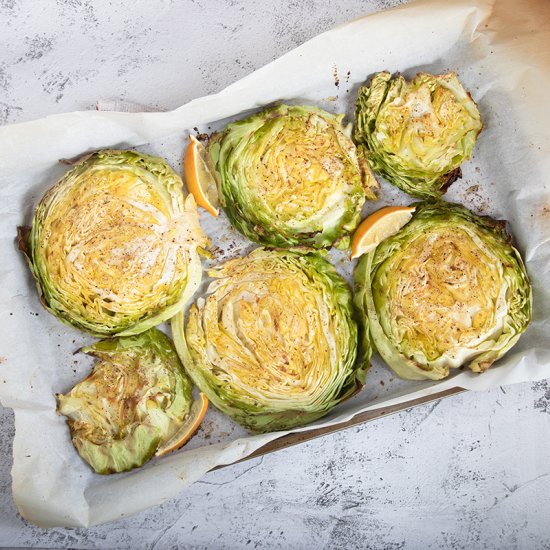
xmin=215 ymin=386 xmax=465 ymax=470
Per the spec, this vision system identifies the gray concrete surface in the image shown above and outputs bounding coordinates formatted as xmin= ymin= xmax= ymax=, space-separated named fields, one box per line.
xmin=1 ymin=0 xmax=550 ymax=548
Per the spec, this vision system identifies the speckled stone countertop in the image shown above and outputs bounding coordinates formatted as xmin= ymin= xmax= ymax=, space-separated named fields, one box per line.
xmin=1 ymin=1 xmax=550 ymax=548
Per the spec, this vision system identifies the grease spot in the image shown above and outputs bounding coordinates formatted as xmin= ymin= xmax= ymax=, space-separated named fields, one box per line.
xmin=332 ymin=64 xmax=340 ymax=88
xmin=462 ymin=183 xmax=489 ymax=213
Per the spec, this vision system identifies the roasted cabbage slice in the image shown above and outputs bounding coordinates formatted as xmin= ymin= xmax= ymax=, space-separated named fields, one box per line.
xmin=208 ymin=104 xmax=377 ymax=249
xmin=354 ymin=201 xmax=532 ymax=380
xmin=354 ymin=72 xmax=482 ymax=198
xmin=20 ymin=150 xmax=208 ymax=337
xmin=172 ymin=248 xmax=368 ymax=432
xmin=57 ymin=329 xmax=196 ymax=474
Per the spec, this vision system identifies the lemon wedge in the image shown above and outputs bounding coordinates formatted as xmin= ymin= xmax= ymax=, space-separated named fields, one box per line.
xmin=350 ymin=206 xmax=416 ymax=259
xmin=184 ymin=135 xmax=219 ymax=217
xmin=155 ymin=392 xmax=209 ymax=456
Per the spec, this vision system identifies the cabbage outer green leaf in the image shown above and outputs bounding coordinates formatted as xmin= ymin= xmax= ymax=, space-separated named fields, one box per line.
xmin=20 ymin=150 xmax=208 ymax=337
xmin=57 ymin=328 xmax=193 ymax=474
xmin=355 ymin=72 xmax=482 ymax=199
xmin=172 ymin=248 xmax=368 ymax=432
xmin=354 ymin=201 xmax=532 ymax=380
xmin=209 ymin=104 xmax=377 ymax=249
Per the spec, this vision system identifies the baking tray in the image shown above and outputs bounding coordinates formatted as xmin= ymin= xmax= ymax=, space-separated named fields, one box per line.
xmin=1 ymin=0 xmax=548 ymax=528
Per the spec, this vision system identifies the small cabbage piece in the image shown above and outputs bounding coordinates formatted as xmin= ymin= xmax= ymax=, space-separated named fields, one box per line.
xmin=19 ymin=150 xmax=208 ymax=337
xmin=208 ymin=104 xmax=377 ymax=249
xmin=57 ymin=329 xmax=194 ymax=474
xmin=354 ymin=201 xmax=532 ymax=380
xmin=354 ymin=72 xmax=482 ymax=198
xmin=172 ymin=248 xmax=367 ymax=432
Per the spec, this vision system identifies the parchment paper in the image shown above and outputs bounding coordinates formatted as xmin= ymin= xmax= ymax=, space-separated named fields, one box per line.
xmin=1 ymin=0 xmax=549 ymax=528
